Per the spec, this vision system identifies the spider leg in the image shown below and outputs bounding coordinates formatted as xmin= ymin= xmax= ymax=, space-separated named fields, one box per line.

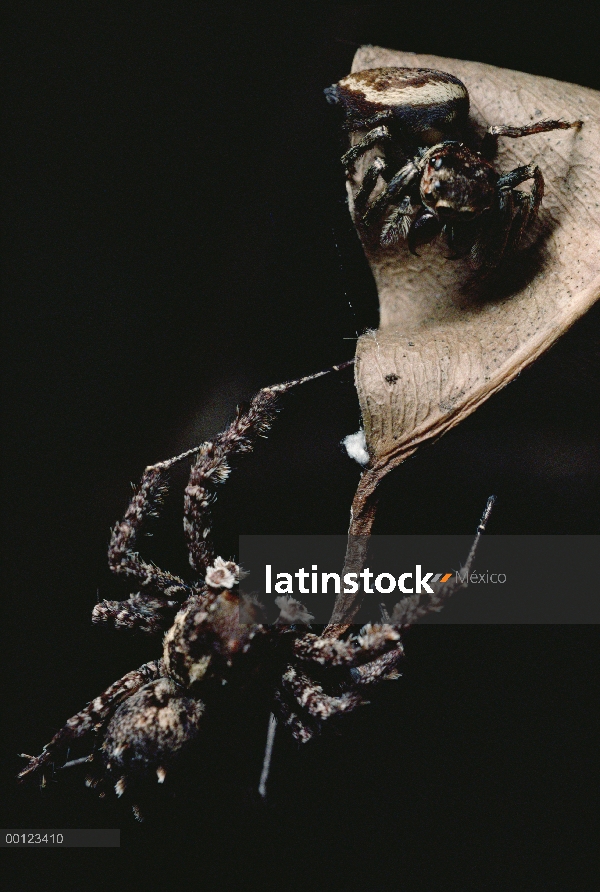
xmin=363 ymin=155 xmax=425 ymax=228
xmin=350 ymin=648 xmax=404 ymax=685
xmin=472 ymin=163 xmax=543 ymax=270
xmin=380 ymin=197 xmax=415 ymax=247
xmin=341 ymin=125 xmax=392 ymax=171
xmin=183 ymin=364 xmax=353 ymax=574
xmin=341 ymin=110 xmax=395 ymax=133
xmin=496 ymin=162 xmax=543 ymax=195
xmin=481 ymin=118 xmax=582 ymax=159
xmin=504 ymin=166 xmax=545 ymax=256
xmin=469 ymin=188 xmax=515 ymax=271
xmin=92 ymin=591 xmax=181 ymax=634
xmin=293 ymin=633 xmax=357 ymax=666
xmin=354 ymin=156 xmax=388 ymax=213
xmin=108 ymin=448 xmax=199 ymax=598
xmin=281 ymin=665 xmax=363 ymax=720
xmin=293 ymin=623 xmax=402 ymax=669
xmin=391 ymin=496 xmax=496 ymax=625
xmin=273 ymin=690 xmax=317 ymax=744
xmin=18 ymin=659 xmax=163 ymax=782
xmin=276 ymin=623 xmax=404 ymax=742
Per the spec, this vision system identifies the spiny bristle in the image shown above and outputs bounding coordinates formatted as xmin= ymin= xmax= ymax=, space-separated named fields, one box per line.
xmin=132 ymin=804 xmax=144 ymax=822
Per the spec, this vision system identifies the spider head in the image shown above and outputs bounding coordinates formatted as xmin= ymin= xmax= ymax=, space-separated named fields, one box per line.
xmin=420 ymin=142 xmax=497 ymax=220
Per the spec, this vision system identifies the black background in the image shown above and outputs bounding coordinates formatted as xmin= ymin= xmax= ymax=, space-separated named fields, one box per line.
xmin=3 ymin=3 xmax=599 ymax=887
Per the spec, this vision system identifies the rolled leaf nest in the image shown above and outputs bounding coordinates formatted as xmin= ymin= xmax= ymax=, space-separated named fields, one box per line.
xmin=347 ymin=47 xmax=600 ymax=468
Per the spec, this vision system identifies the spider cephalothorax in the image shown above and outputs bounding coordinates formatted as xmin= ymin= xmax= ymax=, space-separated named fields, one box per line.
xmin=325 ymin=67 xmax=582 ymax=269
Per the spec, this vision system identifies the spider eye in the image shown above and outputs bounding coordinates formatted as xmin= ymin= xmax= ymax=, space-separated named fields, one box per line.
xmin=433 ymin=157 xmax=443 ymax=170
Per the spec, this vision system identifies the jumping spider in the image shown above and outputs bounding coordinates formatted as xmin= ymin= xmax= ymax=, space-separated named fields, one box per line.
xmin=325 ymin=67 xmax=582 ymax=269
xmin=18 ymin=363 xmax=491 ymax=818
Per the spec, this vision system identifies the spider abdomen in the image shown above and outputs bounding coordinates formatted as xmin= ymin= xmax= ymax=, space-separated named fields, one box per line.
xmin=325 ymin=67 xmax=469 ymax=144
xmin=101 ymin=678 xmax=204 ymax=790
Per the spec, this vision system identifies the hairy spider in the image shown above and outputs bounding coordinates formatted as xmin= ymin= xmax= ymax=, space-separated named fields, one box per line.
xmin=325 ymin=67 xmax=582 ymax=269
xmin=18 ymin=362 xmax=491 ymax=818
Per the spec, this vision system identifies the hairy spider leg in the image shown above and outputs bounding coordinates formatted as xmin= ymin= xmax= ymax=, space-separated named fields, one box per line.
xmin=183 ymin=364 xmax=354 ymax=574
xmin=350 ymin=648 xmax=404 ymax=685
xmin=96 ymin=446 xmax=208 ymax=633
xmin=391 ymin=496 xmax=496 ymax=624
xmin=504 ymin=166 xmax=544 ymax=257
xmin=341 ymin=110 xmax=395 ymax=133
xmin=363 ymin=155 xmax=426 ymax=227
xmin=293 ymin=624 xmax=402 ymax=668
xmin=280 ymin=665 xmax=363 ymax=721
xmin=468 ymin=187 xmax=516 ymax=271
xmin=470 ymin=164 xmax=543 ymax=270
xmin=341 ymin=125 xmax=393 ymax=171
xmin=270 ymin=629 xmax=402 ymax=743
xmin=355 ymin=156 xmax=388 ymax=213
xmin=108 ymin=449 xmax=201 ymax=597
xmin=273 ymin=689 xmax=317 ymax=743
xmin=380 ymin=196 xmax=416 ymax=247
xmin=18 ymin=660 xmax=163 ymax=782
xmin=269 ymin=498 xmax=495 ymax=744
xmin=274 ymin=624 xmax=404 ymax=741
xmin=92 ymin=591 xmax=184 ymax=635
xmin=481 ymin=117 xmax=582 ymax=159
xmin=497 ymin=162 xmax=544 ymax=195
